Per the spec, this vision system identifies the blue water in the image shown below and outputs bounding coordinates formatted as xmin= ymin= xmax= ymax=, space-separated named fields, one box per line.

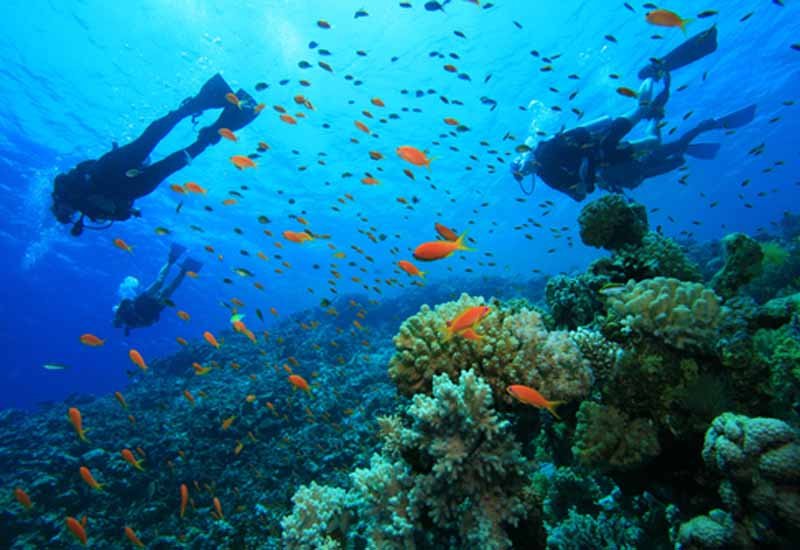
xmin=0 ymin=0 xmax=797 ymax=410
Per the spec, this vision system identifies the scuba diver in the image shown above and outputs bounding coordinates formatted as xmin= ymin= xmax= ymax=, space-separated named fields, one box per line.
xmin=52 ymin=73 xmax=259 ymax=236
xmin=510 ymin=25 xmax=756 ymax=201
xmin=113 ymin=243 xmax=201 ymax=336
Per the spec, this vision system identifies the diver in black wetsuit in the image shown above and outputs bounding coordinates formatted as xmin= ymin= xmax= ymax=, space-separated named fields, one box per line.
xmin=510 ymin=25 xmax=755 ymax=201
xmin=51 ymin=74 xmax=259 ymax=236
xmin=113 ymin=243 xmax=201 ymax=336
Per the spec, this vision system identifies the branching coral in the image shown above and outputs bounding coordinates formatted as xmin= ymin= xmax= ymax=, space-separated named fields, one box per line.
xmin=606 ymin=277 xmax=727 ymax=352
xmin=389 ymin=294 xmax=593 ymax=407
xmin=571 ymin=401 xmax=660 ymax=471
xmin=280 ymin=481 xmax=348 ymax=550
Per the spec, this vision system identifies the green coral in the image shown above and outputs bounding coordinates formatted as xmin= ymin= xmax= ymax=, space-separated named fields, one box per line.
xmin=578 ymin=194 xmax=648 ymax=251
xmin=761 ymin=241 xmax=790 ymax=267
xmin=710 ymin=233 xmax=764 ymax=300
xmin=280 ymin=481 xmax=348 ymax=549
xmin=388 ymin=294 xmax=594 ymax=406
xmin=546 ymin=508 xmax=643 ymax=550
xmin=571 ymin=401 xmax=660 ymax=471
xmin=605 ymin=277 xmax=727 ymax=352
xmin=675 ymin=509 xmax=736 ymax=550
xmin=545 ymin=274 xmax=603 ymax=329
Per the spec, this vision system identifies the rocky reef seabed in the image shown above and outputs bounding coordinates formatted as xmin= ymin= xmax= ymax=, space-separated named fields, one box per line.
xmin=3 ymin=197 xmax=800 ymax=549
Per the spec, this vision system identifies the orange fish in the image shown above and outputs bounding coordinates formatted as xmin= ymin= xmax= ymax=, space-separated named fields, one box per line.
xmin=184 ymin=181 xmax=207 ymax=194
xmin=361 ymin=176 xmax=380 ymax=185
xmin=296 ymin=216 xmax=309 ymax=225
xmin=354 ymin=120 xmax=370 ymax=134
xmin=506 ymin=384 xmax=564 ymax=419
xmin=66 ymin=516 xmax=88 ymax=545
xmin=398 ymin=260 xmax=425 ymax=279
xmin=170 ymin=183 xmax=186 ymax=194
xmin=257 ymin=141 xmax=269 ymax=152
xmin=254 ymin=102 xmax=266 ymax=114
xmin=444 ymin=305 xmax=491 ymax=340
xmin=221 ymin=415 xmax=236 ymax=430
xmin=183 ymin=389 xmax=195 ymax=405
xmin=371 ymin=97 xmax=385 ymax=107
xmin=616 ymin=86 xmax=638 ymax=98
xmin=80 ymin=333 xmax=105 ymax=347
xmin=225 ymin=92 xmax=241 ymax=108
xmin=443 ymin=64 xmax=457 ymax=72
xmin=443 ymin=117 xmax=460 ymax=126
xmin=203 ymin=331 xmax=220 ymax=349
xmin=121 ymin=448 xmax=145 ymax=471
xmin=403 ymin=168 xmax=415 ymax=180
xmin=222 ymin=198 xmax=237 ymax=206
xmin=213 ymin=496 xmax=224 ymax=520
xmin=283 ymin=230 xmax=313 ymax=243
xmin=180 ymin=483 xmax=189 ymax=518
xmin=68 ymin=407 xmax=89 ymax=442
xmin=124 ymin=526 xmax=145 ymax=548
xmin=396 ymin=145 xmax=434 ymax=169
xmin=413 ymin=232 xmax=472 ymax=261
xmin=176 ymin=337 xmax=188 ymax=346
xmin=79 ymin=466 xmax=104 ymax=491
xmin=368 ymin=151 xmax=384 ymax=160
xmin=114 ymin=391 xmax=128 ymax=409
xmin=646 ymin=9 xmax=691 ymax=32
xmin=177 ymin=310 xmax=190 ymax=321
xmin=218 ymin=128 xmax=237 ymax=142
xmin=14 ymin=488 xmax=32 ymax=509
xmin=186 ymin=271 xmax=199 ymax=279
xmin=288 ymin=374 xmax=311 ymax=394
xmin=129 ymin=349 xmax=147 ymax=371
xmin=280 ymin=113 xmax=297 ymax=125
xmin=230 ymin=155 xmax=257 ymax=169
xmin=434 ymin=222 xmax=459 ymax=241
xmin=114 ymin=238 xmax=133 ymax=253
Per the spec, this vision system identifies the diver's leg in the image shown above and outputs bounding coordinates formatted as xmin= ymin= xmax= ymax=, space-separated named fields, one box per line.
xmin=144 ymin=262 xmax=172 ymax=295
xmin=642 ymin=153 xmax=685 ymax=179
xmin=572 ymin=115 xmax=613 ymax=133
xmin=159 ymin=270 xmax=187 ymax=300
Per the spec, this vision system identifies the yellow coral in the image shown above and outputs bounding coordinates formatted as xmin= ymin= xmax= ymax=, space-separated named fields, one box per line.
xmin=761 ymin=241 xmax=789 ymax=267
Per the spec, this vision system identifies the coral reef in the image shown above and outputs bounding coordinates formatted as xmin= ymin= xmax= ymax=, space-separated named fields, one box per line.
xmin=388 ymin=293 xmax=594 ymax=406
xmin=605 ymin=277 xmax=726 ymax=352
xmin=571 ymin=401 xmax=660 ymax=471
xmin=578 ymin=194 xmax=648 ymax=250
xmin=545 ymin=274 xmax=603 ymax=329
xmin=711 ymin=233 xmax=764 ymax=300
xmin=280 ymin=482 xmax=348 ymax=549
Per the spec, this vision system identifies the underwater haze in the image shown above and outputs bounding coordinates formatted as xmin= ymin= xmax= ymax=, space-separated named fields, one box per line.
xmin=1 ymin=0 xmax=799 ymax=548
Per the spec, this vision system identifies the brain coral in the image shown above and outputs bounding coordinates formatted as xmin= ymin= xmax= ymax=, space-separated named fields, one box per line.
xmin=606 ymin=277 xmax=727 ymax=351
xmin=578 ymin=194 xmax=648 ymax=250
xmin=388 ymin=293 xmax=593 ymax=406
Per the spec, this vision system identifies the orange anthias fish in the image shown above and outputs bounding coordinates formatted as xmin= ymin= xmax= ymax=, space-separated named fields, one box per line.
xmin=113 ymin=238 xmax=133 ymax=253
xmin=124 ymin=526 xmax=145 ymax=548
xmin=230 ymin=155 xmax=257 ymax=170
xmin=225 ymin=92 xmax=241 ymax=108
xmin=354 ymin=120 xmax=370 ymax=134
xmin=434 ymin=222 xmax=459 ymax=241
xmin=183 ymin=389 xmax=195 ymax=405
xmin=121 ymin=448 xmax=145 ymax=471
xmin=218 ymin=128 xmax=237 ymax=142
xmin=398 ymin=260 xmax=425 ymax=279
xmin=280 ymin=113 xmax=297 ymax=125
xmin=444 ymin=305 xmax=491 ymax=340
xmin=288 ymin=374 xmax=311 ymax=394
xmin=396 ymin=145 xmax=435 ymax=169
xmin=66 ymin=516 xmax=88 ymax=545
xmin=203 ymin=331 xmax=220 ymax=349
xmin=616 ymin=86 xmax=638 ymax=98
xmin=68 ymin=407 xmax=89 ymax=442
xmin=170 ymin=183 xmax=186 ymax=194
xmin=283 ymin=230 xmax=313 ymax=243
xmin=413 ymin=232 xmax=472 ymax=261
xmin=114 ymin=391 xmax=128 ymax=409
xmin=459 ymin=328 xmax=482 ymax=342
xmin=221 ymin=415 xmax=236 ymax=430
xmin=371 ymin=97 xmax=385 ymax=107
xmin=184 ymin=181 xmax=207 ymax=194
xmin=79 ymin=466 xmax=104 ymax=491
xmin=177 ymin=310 xmax=191 ymax=321
xmin=506 ymin=384 xmax=564 ymax=419
xmin=213 ymin=496 xmax=224 ymax=520
xmin=443 ymin=117 xmax=460 ymax=126
xmin=79 ymin=333 xmax=105 ymax=347
xmin=14 ymin=488 xmax=32 ymax=509
xmin=180 ymin=483 xmax=189 ymax=518
xmin=128 ymin=349 xmax=147 ymax=371
xmin=645 ymin=9 xmax=691 ymax=32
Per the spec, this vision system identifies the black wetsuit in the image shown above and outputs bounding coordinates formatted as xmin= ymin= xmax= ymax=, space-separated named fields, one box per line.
xmin=533 ymin=117 xmax=635 ymax=201
xmin=115 ymin=295 xmax=165 ymax=336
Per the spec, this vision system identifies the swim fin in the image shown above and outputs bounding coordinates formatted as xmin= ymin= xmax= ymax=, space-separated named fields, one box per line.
xmin=168 ymin=243 xmax=187 ymax=264
xmin=685 ymin=142 xmax=720 ymax=160
xmin=639 ymin=25 xmax=718 ymax=79
xmin=180 ymin=73 xmax=233 ymax=115
xmin=181 ymin=258 xmax=203 ymax=274
xmin=196 ymin=88 xmax=259 ymax=145
xmin=713 ymin=104 xmax=757 ymax=130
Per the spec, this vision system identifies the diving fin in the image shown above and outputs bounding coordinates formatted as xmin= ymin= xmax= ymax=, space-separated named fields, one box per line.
xmin=196 ymin=88 xmax=259 ymax=145
xmin=639 ymin=25 xmax=717 ymax=79
xmin=714 ymin=104 xmax=756 ymax=130
xmin=168 ymin=243 xmax=187 ymax=264
xmin=685 ymin=142 xmax=720 ymax=160
xmin=180 ymin=73 xmax=233 ymax=115
xmin=181 ymin=258 xmax=203 ymax=274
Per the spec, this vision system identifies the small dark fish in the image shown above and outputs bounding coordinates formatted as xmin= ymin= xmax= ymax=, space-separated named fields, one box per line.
xmin=623 ymin=2 xmax=634 ymax=12
xmin=457 ymin=73 xmax=471 ymax=81
xmin=317 ymin=20 xmax=331 ymax=29
xmin=515 ymin=144 xmax=531 ymax=153
xmin=163 ymin=298 xmax=176 ymax=307
xmin=257 ymin=215 xmax=270 ymax=224
xmin=399 ymin=2 xmax=412 ymax=7
xmin=513 ymin=20 xmax=522 ymax=29
xmin=608 ymin=73 xmax=620 ymax=79
xmin=298 ymin=60 xmax=312 ymax=69
xmin=424 ymin=1 xmax=445 ymax=12
xmin=604 ymin=34 xmax=617 ymax=43
xmin=176 ymin=201 xmax=183 ymax=213
xmin=454 ymin=30 xmax=466 ymax=38
xmin=223 ymin=278 xmax=233 ymax=284
xmin=739 ymin=12 xmax=754 ymax=22
xmin=530 ymin=49 xmax=539 ymax=57
xmin=256 ymin=309 xmax=264 ymax=321
xmin=568 ymin=74 xmax=580 ymax=80
xmin=308 ymin=41 xmax=318 ymax=49
xmin=642 ymin=2 xmax=657 ymax=8
xmin=354 ymin=9 xmax=368 ymax=18
xmin=319 ymin=61 xmax=333 ymax=72
xmin=279 ymin=79 xmax=290 ymax=85
xmin=568 ymin=91 xmax=578 ymax=100
xmin=791 ymin=44 xmax=800 ymax=52
xmin=697 ymin=10 xmax=718 ymax=18
xmin=676 ymin=84 xmax=688 ymax=92
xmin=319 ymin=48 xmax=331 ymax=56
xmin=356 ymin=50 xmax=367 ymax=56
xmin=254 ymin=82 xmax=268 ymax=91
xmin=651 ymin=34 xmax=663 ymax=40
